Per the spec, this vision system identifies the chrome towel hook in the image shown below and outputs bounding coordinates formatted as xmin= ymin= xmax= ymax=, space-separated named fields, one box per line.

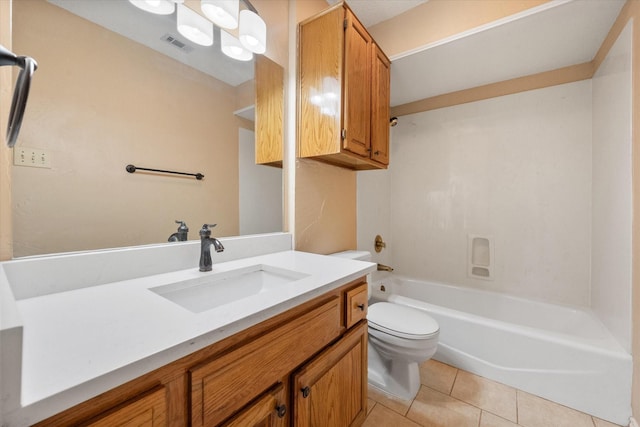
xmin=0 ymin=44 xmax=38 ymax=148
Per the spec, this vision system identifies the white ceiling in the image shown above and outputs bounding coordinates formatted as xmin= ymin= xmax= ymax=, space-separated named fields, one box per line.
xmin=390 ymin=0 xmax=626 ymax=106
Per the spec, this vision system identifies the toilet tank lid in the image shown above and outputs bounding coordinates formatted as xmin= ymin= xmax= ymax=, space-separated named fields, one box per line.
xmin=368 ymin=302 xmax=439 ymax=338
xmin=329 ymin=250 xmax=372 ymax=261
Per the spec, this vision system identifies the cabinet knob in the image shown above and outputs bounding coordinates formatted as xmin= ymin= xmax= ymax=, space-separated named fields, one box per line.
xmin=301 ymin=386 xmax=310 ymax=398
xmin=356 ymin=303 xmax=365 ymax=311
xmin=276 ymin=403 xmax=287 ymax=418
xmin=374 ymin=151 xmax=380 ymax=155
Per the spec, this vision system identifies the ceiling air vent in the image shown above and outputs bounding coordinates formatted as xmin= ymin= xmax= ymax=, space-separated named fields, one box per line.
xmin=160 ymin=34 xmax=194 ymax=53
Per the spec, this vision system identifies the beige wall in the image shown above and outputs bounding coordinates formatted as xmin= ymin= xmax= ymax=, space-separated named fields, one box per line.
xmin=0 ymin=0 xmax=11 ymax=261
xmin=12 ymin=0 xmax=242 ymax=256
xmin=293 ymin=0 xmax=358 ymax=254
xmin=369 ymin=0 xmax=550 ymax=59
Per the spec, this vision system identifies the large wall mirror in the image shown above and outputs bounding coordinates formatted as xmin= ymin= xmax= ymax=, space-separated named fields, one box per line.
xmin=11 ymin=0 xmax=285 ymax=257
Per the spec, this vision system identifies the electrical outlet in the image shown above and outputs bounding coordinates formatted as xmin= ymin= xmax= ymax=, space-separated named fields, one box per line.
xmin=13 ymin=147 xmax=51 ymax=169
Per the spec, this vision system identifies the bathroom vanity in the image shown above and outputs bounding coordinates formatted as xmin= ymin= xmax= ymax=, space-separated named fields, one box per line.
xmin=0 ymin=234 xmax=375 ymax=426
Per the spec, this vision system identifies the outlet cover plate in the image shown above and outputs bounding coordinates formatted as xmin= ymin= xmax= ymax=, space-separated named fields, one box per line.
xmin=13 ymin=147 xmax=51 ymax=169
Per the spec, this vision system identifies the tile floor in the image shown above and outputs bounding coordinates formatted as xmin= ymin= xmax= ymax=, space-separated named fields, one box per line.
xmin=363 ymin=359 xmax=623 ymax=427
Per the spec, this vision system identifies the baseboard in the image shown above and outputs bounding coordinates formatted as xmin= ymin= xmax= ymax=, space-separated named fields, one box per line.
xmin=630 ymin=416 xmax=639 ymax=427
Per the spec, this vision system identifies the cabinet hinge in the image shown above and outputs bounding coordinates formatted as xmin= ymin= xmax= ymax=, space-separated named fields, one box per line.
xmin=343 ymin=18 xmax=348 ymax=30
xmin=341 ymin=129 xmax=347 ymax=140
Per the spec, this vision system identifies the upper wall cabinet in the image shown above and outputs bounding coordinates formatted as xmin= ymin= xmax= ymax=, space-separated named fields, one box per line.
xmin=298 ymin=3 xmax=391 ymax=170
xmin=256 ymin=56 xmax=285 ymax=167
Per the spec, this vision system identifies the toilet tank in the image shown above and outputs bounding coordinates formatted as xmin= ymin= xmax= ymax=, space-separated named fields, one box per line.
xmin=329 ymin=251 xmax=372 ymax=298
xmin=329 ymin=250 xmax=372 ymax=262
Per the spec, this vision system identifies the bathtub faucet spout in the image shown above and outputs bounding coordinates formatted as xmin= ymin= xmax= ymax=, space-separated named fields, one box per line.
xmin=377 ymin=263 xmax=394 ymax=272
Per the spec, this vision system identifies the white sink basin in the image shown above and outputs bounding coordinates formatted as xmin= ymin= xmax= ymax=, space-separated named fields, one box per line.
xmin=149 ymin=264 xmax=309 ymax=313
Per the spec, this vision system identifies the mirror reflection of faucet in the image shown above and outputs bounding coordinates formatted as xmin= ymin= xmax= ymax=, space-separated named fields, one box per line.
xmin=199 ymin=223 xmax=225 ymax=272
xmin=168 ymin=220 xmax=189 ymax=242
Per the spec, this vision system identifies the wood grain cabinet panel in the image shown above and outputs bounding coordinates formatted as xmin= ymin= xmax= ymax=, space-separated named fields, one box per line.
xmin=343 ymin=11 xmax=371 ymax=158
xmin=190 ymin=297 xmax=342 ymax=426
xmin=345 ymin=283 xmax=368 ymax=329
xmin=221 ymin=384 xmax=288 ymax=427
xmin=82 ymin=387 xmax=166 ymax=427
xmin=255 ymin=56 xmax=284 ymax=167
xmin=292 ymin=321 xmax=368 ymax=427
xmin=370 ymin=43 xmax=391 ymax=166
xmin=298 ymin=3 xmax=391 ymax=170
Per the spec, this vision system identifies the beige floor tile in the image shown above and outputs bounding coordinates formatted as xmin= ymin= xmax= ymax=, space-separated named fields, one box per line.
xmin=368 ymin=384 xmax=413 ymax=416
xmin=363 ymin=404 xmax=422 ymax=427
xmin=593 ymin=417 xmax=623 ymax=427
xmin=367 ymin=398 xmax=376 ymax=415
xmin=480 ymin=411 xmax=519 ymax=427
xmin=517 ymin=391 xmax=595 ymax=427
xmin=451 ymin=370 xmax=517 ymax=422
xmin=406 ymin=386 xmax=481 ymax=427
xmin=420 ymin=359 xmax=458 ymax=395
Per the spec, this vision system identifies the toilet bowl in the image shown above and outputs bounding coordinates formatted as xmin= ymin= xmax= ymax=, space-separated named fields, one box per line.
xmin=329 ymin=251 xmax=440 ymax=400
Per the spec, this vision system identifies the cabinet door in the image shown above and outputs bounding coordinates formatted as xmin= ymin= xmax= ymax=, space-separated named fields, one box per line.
xmin=255 ymin=56 xmax=284 ymax=166
xmin=190 ymin=297 xmax=341 ymax=426
xmin=83 ymin=387 xmax=166 ymax=427
xmin=370 ymin=43 xmax=390 ymax=165
xmin=222 ymin=384 xmax=287 ymax=427
xmin=298 ymin=6 xmax=344 ymax=158
xmin=343 ymin=9 xmax=372 ymax=158
xmin=293 ymin=321 xmax=367 ymax=427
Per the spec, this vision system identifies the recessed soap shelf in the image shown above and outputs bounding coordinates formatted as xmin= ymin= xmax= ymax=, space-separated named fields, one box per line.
xmin=468 ymin=235 xmax=494 ymax=280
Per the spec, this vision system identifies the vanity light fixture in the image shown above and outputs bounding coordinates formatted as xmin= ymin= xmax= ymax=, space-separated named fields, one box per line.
xmin=220 ymin=31 xmax=253 ymax=61
xmin=239 ymin=9 xmax=266 ymax=54
xmin=130 ymin=0 xmax=266 ymax=58
xmin=177 ymin=3 xmax=214 ymax=46
xmin=128 ymin=0 xmax=177 ymax=15
xmin=201 ymin=0 xmax=239 ymax=30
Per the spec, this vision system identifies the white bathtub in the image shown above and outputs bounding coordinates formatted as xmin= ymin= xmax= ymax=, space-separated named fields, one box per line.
xmin=370 ymin=274 xmax=632 ymax=425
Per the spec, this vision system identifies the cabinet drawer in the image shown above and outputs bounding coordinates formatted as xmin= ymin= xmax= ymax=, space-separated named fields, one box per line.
xmin=190 ymin=296 xmax=342 ymax=426
xmin=82 ymin=386 xmax=166 ymax=427
xmin=345 ymin=283 xmax=367 ymax=329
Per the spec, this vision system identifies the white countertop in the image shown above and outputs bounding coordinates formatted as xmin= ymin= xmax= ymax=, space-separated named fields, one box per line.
xmin=1 ymin=246 xmax=374 ymax=426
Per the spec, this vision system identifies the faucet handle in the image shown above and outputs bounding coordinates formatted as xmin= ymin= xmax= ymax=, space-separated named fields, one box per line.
xmin=199 ymin=223 xmax=217 ymax=237
xmin=175 ymin=220 xmax=188 ymax=231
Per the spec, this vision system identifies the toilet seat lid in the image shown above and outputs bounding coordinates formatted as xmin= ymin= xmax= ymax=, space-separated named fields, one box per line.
xmin=367 ymin=302 xmax=439 ymax=339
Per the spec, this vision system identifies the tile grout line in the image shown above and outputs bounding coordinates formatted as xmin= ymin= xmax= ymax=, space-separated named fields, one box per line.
xmin=515 ymin=389 xmax=519 ymax=425
xmin=449 ymin=367 xmax=460 ymax=395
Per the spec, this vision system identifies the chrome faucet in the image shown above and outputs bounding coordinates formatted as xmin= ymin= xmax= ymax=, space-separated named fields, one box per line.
xmin=199 ymin=224 xmax=224 ymax=272
xmin=168 ymin=220 xmax=189 ymax=242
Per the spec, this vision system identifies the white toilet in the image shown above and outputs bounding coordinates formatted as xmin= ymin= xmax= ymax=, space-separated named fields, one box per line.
xmin=330 ymin=251 xmax=440 ymax=400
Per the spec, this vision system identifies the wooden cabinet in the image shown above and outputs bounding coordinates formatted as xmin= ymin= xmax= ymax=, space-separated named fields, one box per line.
xmin=298 ymin=3 xmax=391 ymax=170
xmin=36 ymin=278 xmax=368 ymax=427
xmin=345 ymin=283 xmax=368 ymax=329
xmin=255 ymin=56 xmax=284 ymax=167
xmin=221 ymin=384 xmax=288 ymax=427
xmin=82 ymin=387 xmax=166 ymax=427
xmin=293 ymin=322 xmax=368 ymax=427
xmin=371 ymin=43 xmax=391 ymax=165
xmin=190 ymin=297 xmax=342 ymax=425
